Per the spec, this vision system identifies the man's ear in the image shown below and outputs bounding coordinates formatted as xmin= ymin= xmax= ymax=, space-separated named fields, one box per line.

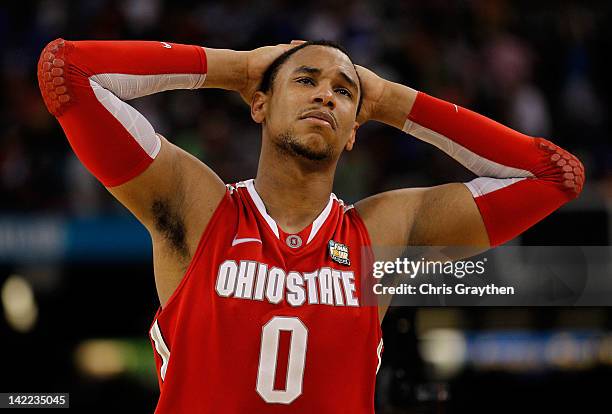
xmin=345 ymin=121 xmax=359 ymax=151
xmin=251 ymin=91 xmax=267 ymax=124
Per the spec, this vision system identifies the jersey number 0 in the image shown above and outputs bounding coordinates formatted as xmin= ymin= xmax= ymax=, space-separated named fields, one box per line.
xmin=256 ymin=316 xmax=308 ymax=404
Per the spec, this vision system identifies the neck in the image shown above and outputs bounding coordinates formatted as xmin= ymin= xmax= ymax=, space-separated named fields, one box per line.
xmin=254 ymin=138 xmax=337 ymax=234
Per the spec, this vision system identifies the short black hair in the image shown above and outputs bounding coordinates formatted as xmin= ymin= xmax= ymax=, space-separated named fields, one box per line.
xmin=258 ymin=40 xmax=363 ymax=116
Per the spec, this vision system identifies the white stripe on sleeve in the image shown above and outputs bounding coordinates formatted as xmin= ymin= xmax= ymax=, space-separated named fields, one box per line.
xmin=464 ymin=177 xmax=527 ymax=198
xmin=89 ymin=78 xmax=161 ymax=159
xmin=89 ymin=73 xmax=206 ymax=101
xmin=402 ymin=119 xmax=534 ymax=179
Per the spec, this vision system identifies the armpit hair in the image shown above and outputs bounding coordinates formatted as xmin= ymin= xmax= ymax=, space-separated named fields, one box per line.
xmin=151 ymin=199 xmax=189 ymax=258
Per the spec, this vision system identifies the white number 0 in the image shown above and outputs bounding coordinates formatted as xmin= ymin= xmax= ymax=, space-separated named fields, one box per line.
xmin=256 ymin=316 xmax=308 ymax=404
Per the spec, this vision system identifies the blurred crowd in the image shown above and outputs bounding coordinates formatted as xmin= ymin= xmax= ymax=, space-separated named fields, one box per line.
xmin=1 ymin=0 xmax=610 ymax=215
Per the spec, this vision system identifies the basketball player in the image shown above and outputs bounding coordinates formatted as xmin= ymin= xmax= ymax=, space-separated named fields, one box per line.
xmin=37 ymin=38 xmax=583 ymax=413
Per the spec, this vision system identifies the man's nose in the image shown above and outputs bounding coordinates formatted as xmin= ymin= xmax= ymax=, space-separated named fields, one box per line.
xmin=312 ymin=86 xmax=335 ymax=108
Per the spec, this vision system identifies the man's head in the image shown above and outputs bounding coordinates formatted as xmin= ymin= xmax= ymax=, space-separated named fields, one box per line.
xmin=251 ymin=41 xmax=362 ymax=164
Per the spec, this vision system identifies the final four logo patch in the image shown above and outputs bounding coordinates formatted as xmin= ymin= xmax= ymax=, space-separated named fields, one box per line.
xmin=328 ymin=240 xmax=350 ymax=266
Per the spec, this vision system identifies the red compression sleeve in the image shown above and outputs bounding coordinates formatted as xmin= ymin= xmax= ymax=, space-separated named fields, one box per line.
xmin=37 ymin=38 xmax=207 ymax=186
xmin=404 ymin=92 xmax=585 ymax=246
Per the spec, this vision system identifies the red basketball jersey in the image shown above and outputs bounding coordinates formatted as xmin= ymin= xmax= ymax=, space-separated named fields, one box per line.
xmin=149 ymin=179 xmax=382 ymax=413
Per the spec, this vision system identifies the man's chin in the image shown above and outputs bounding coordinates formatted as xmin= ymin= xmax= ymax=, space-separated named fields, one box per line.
xmin=285 ymin=141 xmax=330 ymax=161
xmin=277 ymin=133 xmax=332 ymax=161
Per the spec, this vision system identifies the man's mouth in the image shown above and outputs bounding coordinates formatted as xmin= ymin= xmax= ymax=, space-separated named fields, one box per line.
xmin=300 ymin=110 xmax=336 ymax=129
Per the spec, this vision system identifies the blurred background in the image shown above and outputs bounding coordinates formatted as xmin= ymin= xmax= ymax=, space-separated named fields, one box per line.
xmin=1 ymin=0 xmax=611 ymax=412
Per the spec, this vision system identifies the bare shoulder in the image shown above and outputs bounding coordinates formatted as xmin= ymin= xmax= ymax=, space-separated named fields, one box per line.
xmin=355 ymin=183 xmax=489 ymax=248
xmin=354 ymin=187 xmax=427 ymax=247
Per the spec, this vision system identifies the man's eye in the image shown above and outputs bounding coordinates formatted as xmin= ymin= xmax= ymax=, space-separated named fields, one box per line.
xmin=297 ymin=78 xmax=314 ymax=85
xmin=336 ymin=88 xmax=352 ymax=98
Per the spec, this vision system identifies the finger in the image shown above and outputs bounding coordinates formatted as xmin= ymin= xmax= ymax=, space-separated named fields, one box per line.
xmin=290 ymin=40 xmax=306 ymax=45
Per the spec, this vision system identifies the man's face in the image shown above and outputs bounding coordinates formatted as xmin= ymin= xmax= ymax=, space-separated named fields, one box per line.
xmin=252 ymin=46 xmax=360 ymax=162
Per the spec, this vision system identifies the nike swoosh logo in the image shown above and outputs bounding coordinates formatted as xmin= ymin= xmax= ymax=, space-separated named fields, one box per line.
xmin=231 ymin=237 xmax=262 ymax=247
xmin=161 ymin=42 xmax=172 ymax=49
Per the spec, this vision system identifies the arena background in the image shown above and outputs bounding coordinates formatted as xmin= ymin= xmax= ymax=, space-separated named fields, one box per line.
xmin=1 ymin=1 xmax=610 ymax=412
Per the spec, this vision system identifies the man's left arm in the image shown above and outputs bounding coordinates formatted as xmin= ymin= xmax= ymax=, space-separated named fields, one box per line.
xmin=354 ymin=67 xmax=585 ymax=250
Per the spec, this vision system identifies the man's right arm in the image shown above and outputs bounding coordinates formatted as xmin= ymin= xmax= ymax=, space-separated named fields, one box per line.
xmin=36 ymin=39 xmax=252 ymax=305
